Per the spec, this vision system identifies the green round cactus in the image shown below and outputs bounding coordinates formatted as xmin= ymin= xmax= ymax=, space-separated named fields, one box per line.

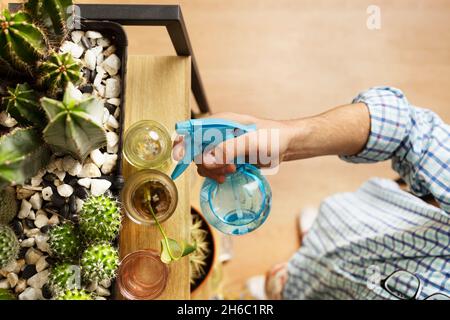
xmin=79 ymin=195 xmax=121 ymax=242
xmin=0 ymin=225 xmax=19 ymax=269
xmin=48 ymin=222 xmax=81 ymax=261
xmin=0 ymin=186 xmax=18 ymax=225
xmin=38 ymin=52 xmax=82 ymax=96
xmin=41 ymin=83 xmax=107 ymax=161
xmin=81 ymin=243 xmax=119 ymax=283
xmin=55 ymin=288 xmax=93 ymax=300
xmin=0 ymin=9 xmax=47 ymax=72
xmin=48 ymin=263 xmax=81 ymax=293
xmin=2 ymin=83 xmax=44 ymax=126
xmin=0 ymin=288 xmax=16 ymax=300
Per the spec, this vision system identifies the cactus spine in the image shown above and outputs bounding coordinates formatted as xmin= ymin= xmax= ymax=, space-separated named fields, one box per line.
xmin=1 ymin=83 xmax=44 ymax=126
xmin=48 ymin=263 xmax=81 ymax=293
xmin=55 ymin=288 xmax=93 ymax=300
xmin=48 ymin=222 xmax=81 ymax=261
xmin=41 ymin=83 xmax=107 ymax=161
xmin=0 ymin=186 xmax=18 ymax=224
xmin=0 ymin=127 xmax=50 ymax=189
xmin=0 ymin=225 xmax=20 ymax=268
xmin=0 ymin=9 xmax=47 ymax=72
xmin=38 ymin=51 xmax=82 ymax=95
xmin=79 ymin=195 xmax=121 ymax=242
xmin=81 ymin=243 xmax=119 ymax=283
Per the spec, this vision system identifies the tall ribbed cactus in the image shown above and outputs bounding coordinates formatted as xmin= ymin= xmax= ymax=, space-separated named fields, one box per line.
xmin=41 ymin=83 xmax=106 ymax=161
xmin=0 ymin=127 xmax=50 ymax=189
xmin=25 ymin=0 xmax=73 ymax=44
xmin=38 ymin=52 xmax=82 ymax=95
xmin=1 ymin=83 xmax=44 ymax=126
xmin=0 ymin=9 xmax=47 ymax=72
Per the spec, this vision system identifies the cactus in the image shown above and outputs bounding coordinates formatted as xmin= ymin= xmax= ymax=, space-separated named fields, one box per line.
xmin=0 ymin=127 xmax=50 ymax=189
xmin=79 ymin=195 xmax=121 ymax=243
xmin=25 ymin=0 xmax=74 ymax=44
xmin=0 ymin=288 xmax=16 ymax=300
xmin=48 ymin=222 xmax=81 ymax=261
xmin=189 ymin=213 xmax=211 ymax=285
xmin=48 ymin=263 xmax=81 ymax=293
xmin=0 ymin=186 xmax=18 ymax=224
xmin=1 ymin=83 xmax=44 ymax=126
xmin=38 ymin=51 xmax=82 ymax=96
xmin=55 ymin=288 xmax=93 ymax=300
xmin=0 ymin=9 xmax=47 ymax=72
xmin=0 ymin=225 xmax=20 ymax=269
xmin=81 ymin=243 xmax=119 ymax=283
xmin=41 ymin=83 xmax=107 ymax=161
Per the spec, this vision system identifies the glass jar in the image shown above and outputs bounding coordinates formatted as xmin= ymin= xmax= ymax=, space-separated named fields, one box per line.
xmin=122 ymin=169 xmax=178 ymax=225
xmin=123 ymin=120 xmax=172 ymax=169
xmin=117 ymin=249 xmax=169 ymax=300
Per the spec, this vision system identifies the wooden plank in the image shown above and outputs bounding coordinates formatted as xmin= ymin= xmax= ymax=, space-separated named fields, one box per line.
xmin=119 ymin=55 xmax=191 ymax=300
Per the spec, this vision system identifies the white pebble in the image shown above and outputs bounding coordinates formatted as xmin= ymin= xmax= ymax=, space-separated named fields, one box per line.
xmin=41 ymin=186 xmax=53 ymax=201
xmin=114 ymin=107 xmax=120 ymax=118
xmin=25 ymin=248 xmax=43 ymax=265
xmin=60 ymin=41 xmax=83 ymax=59
xmin=36 ymin=256 xmax=49 ymax=273
xmin=91 ymin=45 xmax=103 ymax=56
xmin=102 ymin=54 xmax=120 ymax=76
xmin=71 ymin=30 xmax=84 ymax=43
xmin=107 ymin=144 xmax=119 ymax=154
xmin=102 ymin=108 xmax=110 ymax=124
xmin=19 ymin=287 xmax=42 ymax=300
xmin=97 ymin=53 xmax=104 ymax=65
xmin=86 ymin=30 xmax=103 ymax=39
xmin=0 ymin=279 xmax=10 ymax=289
xmin=15 ymin=279 xmax=26 ymax=294
xmin=20 ymin=238 xmax=35 ymax=248
xmin=27 ymin=270 xmax=50 ymax=289
xmin=96 ymin=285 xmax=111 ymax=297
xmin=29 ymin=193 xmax=42 ymax=210
xmin=107 ymin=114 xmax=119 ymax=129
xmin=48 ymin=214 xmax=60 ymax=225
xmin=78 ymin=163 xmax=102 ymax=178
xmin=96 ymin=84 xmax=105 ymax=97
xmin=18 ymin=199 xmax=32 ymax=219
xmin=28 ymin=210 xmax=35 ymax=220
xmin=34 ymin=213 xmax=49 ymax=229
xmin=57 ymin=184 xmax=74 ymax=198
xmin=90 ymin=149 xmax=106 ymax=167
xmin=0 ymin=111 xmax=18 ymax=127
xmin=54 ymin=170 xmax=66 ymax=182
xmin=25 ymin=228 xmax=41 ymax=238
xmin=84 ymin=49 xmax=97 ymax=71
xmin=107 ymin=98 xmax=120 ymax=106
xmin=76 ymin=198 xmax=84 ymax=213
xmin=97 ymin=37 xmax=110 ymax=47
xmin=7 ymin=272 xmax=18 ymax=288
xmin=31 ymin=176 xmax=43 ymax=187
xmin=90 ymin=179 xmax=112 ymax=196
xmin=78 ymin=178 xmax=92 ymax=188
xmin=35 ymin=234 xmax=50 ymax=253
xmin=101 ymin=154 xmax=118 ymax=175
xmin=1 ymin=260 xmax=18 ymax=273
xmin=106 ymin=131 xmax=119 ymax=148
xmin=105 ymin=78 xmax=120 ymax=98
xmin=103 ymin=45 xmax=116 ymax=57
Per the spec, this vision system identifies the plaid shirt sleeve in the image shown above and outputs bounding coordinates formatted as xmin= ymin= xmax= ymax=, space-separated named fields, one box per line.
xmin=341 ymin=86 xmax=450 ymax=213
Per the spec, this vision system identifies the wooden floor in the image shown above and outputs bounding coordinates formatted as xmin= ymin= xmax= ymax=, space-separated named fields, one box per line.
xmin=75 ymin=0 xmax=450 ymax=297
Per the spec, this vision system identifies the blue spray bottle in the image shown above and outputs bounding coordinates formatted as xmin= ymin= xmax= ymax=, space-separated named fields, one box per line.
xmin=171 ymin=119 xmax=272 ymax=235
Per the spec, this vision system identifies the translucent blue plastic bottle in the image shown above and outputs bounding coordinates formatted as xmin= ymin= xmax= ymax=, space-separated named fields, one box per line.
xmin=171 ymin=119 xmax=272 ymax=235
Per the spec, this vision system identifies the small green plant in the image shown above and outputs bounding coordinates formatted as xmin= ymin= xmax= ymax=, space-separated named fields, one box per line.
xmin=0 ymin=186 xmax=18 ymax=224
xmin=41 ymin=83 xmax=106 ymax=161
xmin=38 ymin=51 xmax=83 ymax=95
xmin=0 ymin=288 xmax=16 ymax=300
xmin=189 ymin=213 xmax=211 ymax=285
xmin=55 ymin=288 xmax=93 ymax=300
xmin=0 ymin=225 xmax=20 ymax=269
xmin=2 ymin=83 xmax=44 ymax=126
xmin=48 ymin=222 xmax=81 ymax=261
xmin=48 ymin=263 xmax=81 ymax=293
xmin=79 ymin=195 xmax=121 ymax=242
xmin=144 ymin=189 xmax=196 ymax=264
xmin=81 ymin=243 xmax=119 ymax=283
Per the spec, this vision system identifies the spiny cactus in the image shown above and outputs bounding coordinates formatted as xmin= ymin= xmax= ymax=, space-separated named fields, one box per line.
xmin=0 ymin=288 xmax=16 ymax=300
xmin=0 ymin=9 xmax=47 ymax=72
xmin=41 ymin=83 xmax=107 ymax=161
xmin=48 ymin=263 xmax=81 ymax=293
xmin=25 ymin=0 xmax=74 ymax=44
xmin=48 ymin=222 xmax=81 ymax=261
xmin=1 ymin=83 xmax=44 ymax=126
xmin=0 ymin=186 xmax=18 ymax=224
xmin=81 ymin=243 xmax=119 ymax=283
xmin=0 ymin=127 xmax=50 ymax=189
xmin=79 ymin=195 xmax=121 ymax=243
xmin=55 ymin=288 xmax=93 ymax=300
xmin=38 ymin=51 xmax=82 ymax=96
xmin=0 ymin=225 xmax=20 ymax=269
xmin=190 ymin=213 xmax=211 ymax=285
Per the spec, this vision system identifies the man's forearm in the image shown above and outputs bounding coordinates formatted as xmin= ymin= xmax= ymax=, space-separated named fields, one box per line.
xmin=282 ymin=103 xmax=371 ymax=161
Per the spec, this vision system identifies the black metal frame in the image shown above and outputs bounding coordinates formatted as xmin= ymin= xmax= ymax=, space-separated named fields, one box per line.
xmin=9 ymin=3 xmax=210 ymax=114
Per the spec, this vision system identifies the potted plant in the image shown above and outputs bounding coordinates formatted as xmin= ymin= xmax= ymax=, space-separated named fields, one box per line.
xmin=0 ymin=0 xmax=127 ymax=300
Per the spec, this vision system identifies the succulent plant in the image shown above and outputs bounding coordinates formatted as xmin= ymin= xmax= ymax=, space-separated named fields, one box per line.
xmin=81 ymin=243 xmax=119 ymax=283
xmin=0 ymin=225 xmax=20 ymax=269
xmin=48 ymin=222 xmax=81 ymax=261
xmin=79 ymin=195 xmax=121 ymax=242
xmin=0 ymin=127 xmax=50 ymax=189
xmin=38 ymin=52 xmax=83 ymax=95
xmin=0 ymin=288 xmax=16 ymax=300
xmin=41 ymin=83 xmax=107 ymax=161
xmin=0 ymin=186 xmax=18 ymax=224
xmin=189 ymin=213 xmax=211 ymax=285
xmin=0 ymin=9 xmax=47 ymax=73
xmin=1 ymin=83 xmax=44 ymax=126
xmin=55 ymin=288 xmax=93 ymax=300
xmin=25 ymin=0 xmax=74 ymax=44
xmin=48 ymin=263 xmax=81 ymax=293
